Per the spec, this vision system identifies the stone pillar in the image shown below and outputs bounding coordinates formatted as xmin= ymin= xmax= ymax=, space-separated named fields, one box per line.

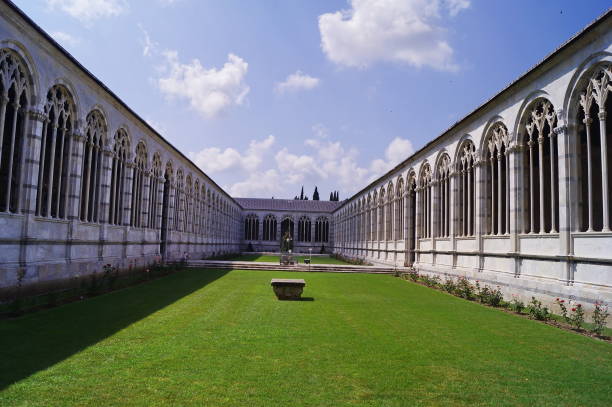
xmin=67 ymin=129 xmax=85 ymax=221
xmin=475 ymin=158 xmax=484 ymax=270
xmin=19 ymin=108 xmax=45 ymax=270
xmin=555 ymin=122 xmax=573 ymax=283
xmin=508 ymin=137 xmax=520 ymax=277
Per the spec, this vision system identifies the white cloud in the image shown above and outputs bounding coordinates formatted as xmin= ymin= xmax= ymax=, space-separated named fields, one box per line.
xmin=157 ymin=50 xmax=250 ymax=118
xmin=189 ymin=135 xmax=275 ymax=174
xmin=275 ymin=71 xmax=320 ymax=94
xmin=318 ymin=0 xmax=469 ymax=70
xmin=46 ymin=0 xmax=126 ymax=22
xmin=228 ymin=169 xmax=282 ymax=198
xmin=139 ymin=24 xmax=158 ymax=57
xmin=50 ymin=31 xmax=80 ymax=47
xmin=207 ymin=125 xmax=415 ymax=198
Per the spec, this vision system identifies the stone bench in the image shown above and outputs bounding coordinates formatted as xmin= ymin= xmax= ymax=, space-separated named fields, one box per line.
xmin=271 ymin=279 xmax=306 ymax=300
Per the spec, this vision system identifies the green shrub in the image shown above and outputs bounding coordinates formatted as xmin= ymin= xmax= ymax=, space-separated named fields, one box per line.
xmin=554 ymin=298 xmax=570 ymax=323
xmin=527 ymin=297 xmax=550 ymax=321
xmin=456 ymin=277 xmax=475 ymax=300
xmin=442 ymin=277 xmax=457 ymax=294
xmin=509 ymin=295 xmax=525 ymax=313
xmin=569 ymin=303 xmax=585 ymax=330
xmin=591 ymin=301 xmax=609 ymax=336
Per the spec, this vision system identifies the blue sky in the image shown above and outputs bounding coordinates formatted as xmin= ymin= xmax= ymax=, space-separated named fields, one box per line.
xmin=13 ymin=0 xmax=610 ymax=199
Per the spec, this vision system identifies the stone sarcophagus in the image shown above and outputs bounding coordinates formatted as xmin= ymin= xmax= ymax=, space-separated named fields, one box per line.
xmin=271 ymin=279 xmax=305 ymax=300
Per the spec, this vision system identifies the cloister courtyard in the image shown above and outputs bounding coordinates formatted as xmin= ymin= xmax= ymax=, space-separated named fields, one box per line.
xmin=1 ymin=267 xmax=611 ymax=407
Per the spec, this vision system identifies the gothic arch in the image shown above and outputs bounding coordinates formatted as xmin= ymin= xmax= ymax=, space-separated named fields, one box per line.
xmin=0 ymin=40 xmax=39 ymax=102
xmin=564 ymin=51 xmax=612 ymax=122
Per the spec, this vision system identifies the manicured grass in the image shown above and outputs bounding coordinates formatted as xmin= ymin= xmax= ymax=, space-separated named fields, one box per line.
xmin=1 ymin=269 xmax=610 ymax=406
xmin=227 ymin=253 xmax=353 ymax=265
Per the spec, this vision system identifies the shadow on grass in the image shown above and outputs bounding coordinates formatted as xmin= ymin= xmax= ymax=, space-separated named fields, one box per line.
xmin=0 ymin=268 xmax=229 ymax=390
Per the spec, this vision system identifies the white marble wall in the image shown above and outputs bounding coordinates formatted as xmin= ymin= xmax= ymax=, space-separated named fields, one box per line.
xmin=333 ymin=15 xmax=612 ymax=313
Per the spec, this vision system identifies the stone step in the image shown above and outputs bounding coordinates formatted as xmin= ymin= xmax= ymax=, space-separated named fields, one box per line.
xmin=186 ymin=260 xmax=400 ymax=274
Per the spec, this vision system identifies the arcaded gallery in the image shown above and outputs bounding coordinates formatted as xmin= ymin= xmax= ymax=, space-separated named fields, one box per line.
xmin=0 ymin=0 xmax=611 ymax=315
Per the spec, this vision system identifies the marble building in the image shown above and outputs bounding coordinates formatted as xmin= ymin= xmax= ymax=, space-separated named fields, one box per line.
xmin=0 ymin=0 xmax=611 ymax=315
xmin=333 ymin=10 xmax=612 ymax=310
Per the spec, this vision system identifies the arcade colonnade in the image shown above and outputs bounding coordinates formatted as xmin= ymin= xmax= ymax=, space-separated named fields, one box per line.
xmin=333 ymin=13 xmax=612 ymax=310
xmin=236 ymin=198 xmax=337 ymax=253
xmin=0 ymin=2 xmax=241 ymax=296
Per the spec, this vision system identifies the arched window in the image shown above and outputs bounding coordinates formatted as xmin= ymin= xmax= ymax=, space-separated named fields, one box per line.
xmin=263 ymin=214 xmax=277 ymax=241
xmin=577 ymin=64 xmax=612 ymax=232
xmin=244 ymin=214 xmax=259 ymax=240
xmin=371 ymin=191 xmax=378 ymax=240
xmin=148 ymin=153 xmax=162 ymax=229
xmin=395 ymin=178 xmax=404 ymax=240
xmin=161 ymin=161 xmax=173 ymax=232
xmin=484 ymin=123 xmax=510 ymax=235
xmin=436 ymin=154 xmax=451 ymax=238
xmin=378 ymin=188 xmax=385 ymax=241
xmin=520 ymin=99 xmax=559 ymax=234
xmin=108 ymin=129 xmax=129 ymax=225
xmin=184 ymin=175 xmax=192 ymax=232
xmin=193 ymin=180 xmax=200 ymax=234
xmin=79 ymin=110 xmax=106 ymax=223
xmin=386 ymin=182 xmax=393 ymax=241
xmin=199 ymin=185 xmax=206 ymax=235
xmin=298 ymin=216 xmax=311 ymax=242
xmin=366 ymin=195 xmax=371 ymax=241
xmin=407 ymin=175 xmax=417 ymax=263
xmin=37 ymin=85 xmax=75 ymax=219
xmin=457 ymin=140 xmax=476 ymax=237
xmin=130 ymin=142 xmax=147 ymax=228
xmin=174 ymin=169 xmax=184 ymax=231
xmin=0 ymin=49 xmax=30 ymax=214
xmin=315 ymin=216 xmax=329 ymax=243
xmin=418 ymin=164 xmax=432 ymax=238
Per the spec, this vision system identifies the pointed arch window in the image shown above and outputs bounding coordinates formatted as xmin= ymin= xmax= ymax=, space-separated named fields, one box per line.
xmin=148 ymin=154 xmax=162 ymax=229
xmin=130 ymin=142 xmax=147 ymax=228
xmin=484 ymin=123 xmax=510 ymax=235
xmin=0 ymin=49 xmax=29 ymax=214
xmin=386 ymin=183 xmax=393 ymax=241
xmin=263 ymin=214 xmax=277 ymax=241
xmin=37 ymin=85 xmax=75 ymax=219
xmin=244 ymin=214 xmax=259 ymax=240
xmin=418 ymin=165 xmax=432 ymax=238
xmin=174 ymin=170 xmax=184 ymax=231
xmin=315 ymin=216 xmax=329 ymax=243
xmin=577 ymin=65 xmax=612 ymax=232
xmin=184 ymin=175 xmax=192 ymax=232
xmin=79 ymin=111 xmax=106 ymax=223
xmin=298 ymin=216 xmax=311 ymax=242
xmin=457 ymin=141 xmax=476 ymax=237
xmin=436 ymin=155 xmax=451 ymax=238
xmin=108 ymin=129 xmax=129 ymax=225
xmin=520 ymin=100 xmax=559 ymax=234
xmin=395 ymin=179 xmax=404 ymax=240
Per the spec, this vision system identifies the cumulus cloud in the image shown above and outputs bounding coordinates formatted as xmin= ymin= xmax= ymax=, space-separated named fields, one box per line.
xmin=275 ymin=71 xmax=320 ymax=94
xmin=46 ymin=0 xmax=126 ymax=21
xmin=189 ymin=135 xmax=275 ymax=174
xmin=228 ymin=169 xmax=282 ymax=198
xmin=50 ymin=31 xmax=80 ymax=47
xmin=201 ymin=126 xmax=415 ymax=198
xmin=157 ymin=51 xmax=250 ymax=118
xmin=318 ymin=0 xmax=469 ymax=70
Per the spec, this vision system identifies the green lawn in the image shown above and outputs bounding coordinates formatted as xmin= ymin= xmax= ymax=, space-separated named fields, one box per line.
xmin=226 ymin=253 xmax=353 ymax=265
xmin=1 ymin=269 xmax=610 ymax=406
